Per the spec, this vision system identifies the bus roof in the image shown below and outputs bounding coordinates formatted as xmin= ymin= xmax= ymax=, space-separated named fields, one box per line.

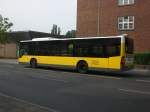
xmin=20 ymin=34 xmax=127 ymax=43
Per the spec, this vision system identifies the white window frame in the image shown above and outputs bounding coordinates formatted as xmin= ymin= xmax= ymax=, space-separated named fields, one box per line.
xmin=118 ymin=16 xmax=134 ymax=30
xmin=118 ymin=0 xmax=135 ymax=6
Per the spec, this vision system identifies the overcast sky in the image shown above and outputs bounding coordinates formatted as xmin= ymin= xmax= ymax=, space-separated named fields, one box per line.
xmin=0 ymin=0 xmax=77 ymax=34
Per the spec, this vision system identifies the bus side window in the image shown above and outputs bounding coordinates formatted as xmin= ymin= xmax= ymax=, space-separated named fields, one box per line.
xmin=106 ymin=45 xmax=120 ymax=57
xmin=91 ymin=46 xmax=104 ymax=57
xmin=76 ymin=47 xmax=88 ymax=57
xmin=60 ymin=45 xmax=68 ymax=56
xmin=68 ymin=44 xmax=74 ymax=56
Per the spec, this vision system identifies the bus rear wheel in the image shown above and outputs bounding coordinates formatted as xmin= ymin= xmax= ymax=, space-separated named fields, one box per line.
xmin=77 ymin=61 xmax=88 ymax=74
xmin=30 ymin=59 xmax=37 ymax=68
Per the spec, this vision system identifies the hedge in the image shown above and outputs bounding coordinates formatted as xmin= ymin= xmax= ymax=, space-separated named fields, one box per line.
xmin=134 ymin=52 xmax=150 ymax=65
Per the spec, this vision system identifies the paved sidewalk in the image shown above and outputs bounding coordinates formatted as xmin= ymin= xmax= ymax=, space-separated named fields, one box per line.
xmin=0 ymin=93 xmax=56 ymax=112
xmin=0 ymin=59 xmax=18 ymax=64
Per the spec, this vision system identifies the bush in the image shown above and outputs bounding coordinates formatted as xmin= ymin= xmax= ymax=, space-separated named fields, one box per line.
xmin=134 ymin=52 xmax=150 ymax=65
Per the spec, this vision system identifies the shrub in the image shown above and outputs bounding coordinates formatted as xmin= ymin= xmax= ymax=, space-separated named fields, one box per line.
xmin=134 ymin=52 xmax=150 ymax=65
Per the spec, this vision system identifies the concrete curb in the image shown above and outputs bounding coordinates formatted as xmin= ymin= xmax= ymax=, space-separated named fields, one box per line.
xmin=135 ymin=65 xmax=150 ymax=70
xmin=132 ymin=69 xmax=150 ymax=73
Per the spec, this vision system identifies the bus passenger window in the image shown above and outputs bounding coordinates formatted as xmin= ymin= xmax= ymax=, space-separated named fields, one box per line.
xmin=107 ymin=45 xmax=120 ymax=57
xmin=68 ymin=44 xmax=73 ymax=55
xmin=92 ymin=46 xmax=104 ymax=57
xmin=60 ymin=45 xmax=68 ymax=56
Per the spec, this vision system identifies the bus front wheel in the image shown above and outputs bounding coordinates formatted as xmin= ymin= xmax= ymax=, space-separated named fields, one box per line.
xmin=30 ymin=59 xmax=37 ymax=68
xmin=77 ymin=61 xmax=88 ymax=74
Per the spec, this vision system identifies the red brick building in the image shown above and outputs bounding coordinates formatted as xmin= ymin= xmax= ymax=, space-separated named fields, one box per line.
xmin=77 ymin=0 xmax=150 ymax=52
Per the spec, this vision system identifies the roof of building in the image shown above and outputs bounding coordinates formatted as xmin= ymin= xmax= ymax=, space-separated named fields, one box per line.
xmin=8 ymin=30 xmax=66 ymax=43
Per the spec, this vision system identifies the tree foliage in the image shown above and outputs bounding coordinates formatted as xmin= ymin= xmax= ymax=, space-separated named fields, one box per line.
xmin=66 ymin=30 xmax=76 ymax=38
xmin=0 ymin=15 xmax=13 ymax=43
xmin=51 ymin=24 xmax=61 ymax=35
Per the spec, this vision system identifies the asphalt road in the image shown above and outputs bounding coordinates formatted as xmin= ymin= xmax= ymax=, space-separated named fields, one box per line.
xmin=0 ymin=62 xmax=150 ymax=112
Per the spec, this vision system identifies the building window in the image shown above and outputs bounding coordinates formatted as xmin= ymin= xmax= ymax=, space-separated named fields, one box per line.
xmin=118 ymin=0 xmax=135 ymax=6
xmin=118 ymin=16 xmax=134 ymax=30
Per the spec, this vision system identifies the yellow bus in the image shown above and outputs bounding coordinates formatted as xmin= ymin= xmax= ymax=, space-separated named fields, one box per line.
xmin=18 ymin=34 xmax=134 ymax=73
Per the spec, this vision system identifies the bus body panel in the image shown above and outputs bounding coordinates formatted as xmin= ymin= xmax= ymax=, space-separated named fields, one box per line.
xmin=108 ymin=56 xmax=121 ymax=69
xmin=19 ymin=56 xmax=118 ymax=70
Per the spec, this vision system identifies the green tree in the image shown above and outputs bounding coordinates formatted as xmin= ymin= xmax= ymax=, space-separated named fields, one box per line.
xmin=66 ymin=30 xmax=76 ymax=38
xmin=51 ymin=24 xmax=61 ymax=35
xmin=0 ymin=14 xmax=13 ymax=43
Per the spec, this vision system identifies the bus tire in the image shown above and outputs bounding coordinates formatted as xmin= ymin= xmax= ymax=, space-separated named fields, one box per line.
xmin=77 ymin=61 xmax=88 ymax=74
xmin=30 ymin=59 xmax=37 ymax=68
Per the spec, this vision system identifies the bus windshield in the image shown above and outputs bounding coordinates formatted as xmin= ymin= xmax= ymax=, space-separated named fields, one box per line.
xmin=19 ymin=42 xmax=32 ymax=57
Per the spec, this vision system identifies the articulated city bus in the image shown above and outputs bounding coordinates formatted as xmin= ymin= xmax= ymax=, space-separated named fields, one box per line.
xmin=18 ymin=34 xmax=134 ymax=73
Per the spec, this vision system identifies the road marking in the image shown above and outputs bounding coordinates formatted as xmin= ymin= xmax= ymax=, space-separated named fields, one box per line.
xmin=119 ymin=89 xmax=150 ymax=95
xmin=0 ymin=92 xmax=59 ymax=112
xmin=88 ymin=75 xmax=121 ymax=80
xmin=19 ymin=66 xmax=122 ymax=81
xmin=37 ymin=76 xmax=68 ymax=83
xmin=136 ymin=80 xmax=150 ymax=83
xmin=9 ymin=68 xmax=68 ymax=83
xmin=24 ymin=67 xmax=121 ymax=80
